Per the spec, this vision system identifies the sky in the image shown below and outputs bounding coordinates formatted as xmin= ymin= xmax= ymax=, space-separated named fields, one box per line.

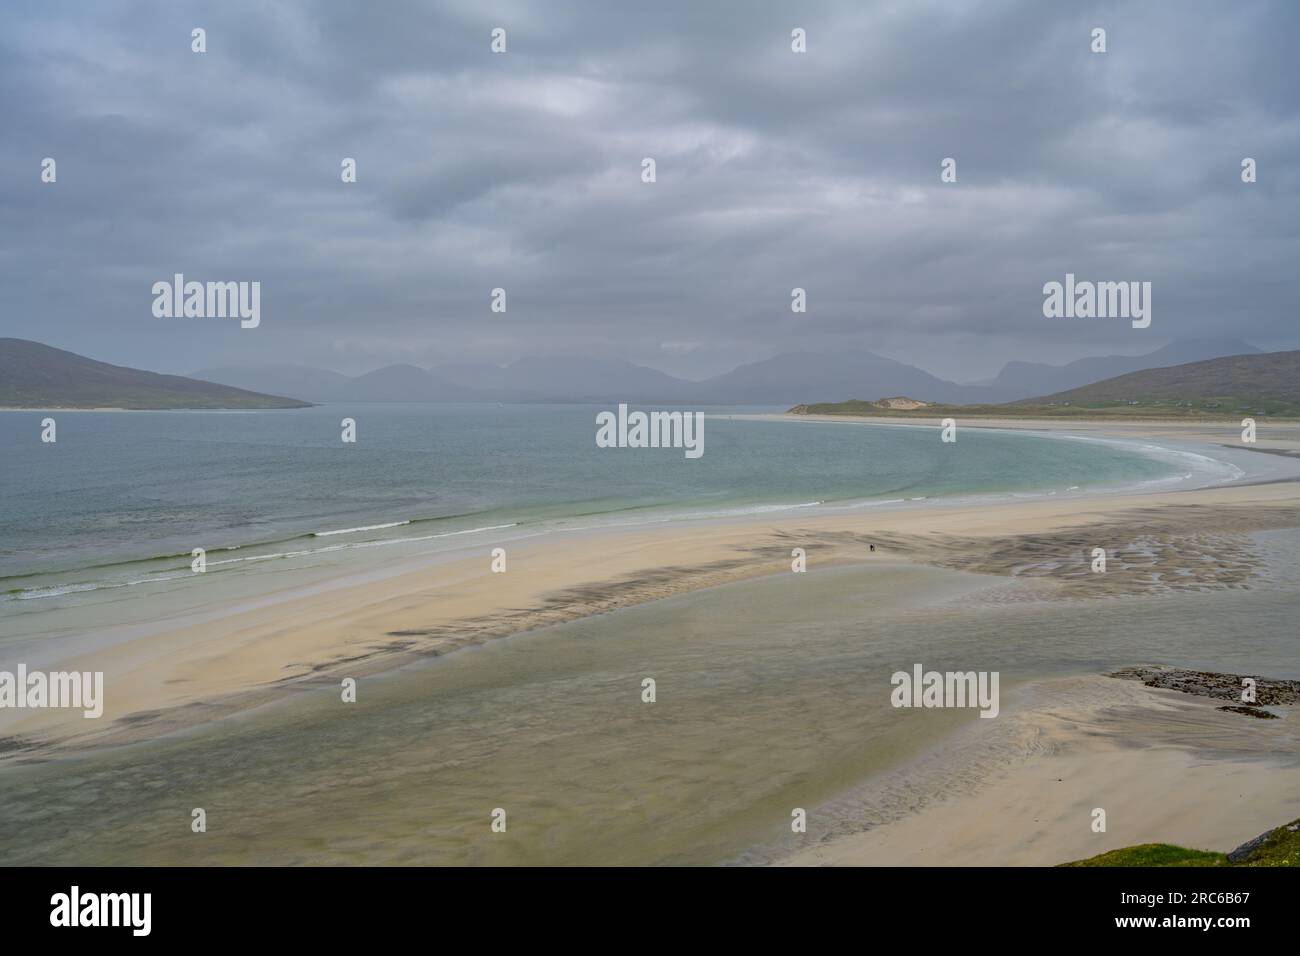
xmin=2 ymin=0 xmax=1298 ymax=382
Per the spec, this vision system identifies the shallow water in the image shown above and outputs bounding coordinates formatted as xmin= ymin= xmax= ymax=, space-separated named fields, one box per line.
xmin=2 ymin=543 xmax=1296 ymax=866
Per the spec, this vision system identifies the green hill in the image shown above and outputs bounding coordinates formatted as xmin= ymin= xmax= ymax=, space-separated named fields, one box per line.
xmin=790 ymin=350 xmax=1300 ymax=419
xmin=0 ymin=339 xmax=311 ymax=410
xmin=1015 ymin=349 xmax=1300 ymax=416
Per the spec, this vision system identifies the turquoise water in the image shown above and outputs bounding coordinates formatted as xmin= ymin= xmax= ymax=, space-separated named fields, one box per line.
xmin=0 ymin=404 xmax=1177 ymax=615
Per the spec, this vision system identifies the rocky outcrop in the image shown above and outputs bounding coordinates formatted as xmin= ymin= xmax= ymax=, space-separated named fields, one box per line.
xmin=1228 ymin=821 xmax=1300 ymax=863
xmin=1108 ymin=665 xmax=1300 ymax=717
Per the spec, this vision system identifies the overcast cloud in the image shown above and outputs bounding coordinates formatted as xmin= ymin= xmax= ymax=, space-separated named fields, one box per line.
xmin=2 ymin=0 xmax=1297 ymax=381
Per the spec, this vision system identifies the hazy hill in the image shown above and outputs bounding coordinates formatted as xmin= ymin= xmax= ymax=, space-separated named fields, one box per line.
xmin=341 ymin=364 xmax=471 ymax=402
xmin=989 ymin=338 xmax=1259 ymax=397
xmin=196 ymin=362 xmax=494 ymax=403
xmin=199 ymin=356 xmax=686 ymax=403
xmin=432 ymin=356 xmax=694 ymax=402
xmin=0 ymin=339 xmax=310 ymax=409
xmin=189 ymin=342 xmax=1279 ymax=408
xmin=1019 ymin=350 xmax=1300 ymax=414
xmin=688 ymin=350 xmax=1011 ymax=405
xmin=191 ymin=364 xmax=353 ymax=402
xmin=429 ymin=352 xmax=981 ymax=405
xmin=199 ymin=350 xmax=998 ymax=405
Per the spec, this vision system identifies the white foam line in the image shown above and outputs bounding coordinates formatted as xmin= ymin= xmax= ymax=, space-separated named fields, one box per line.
xmin=12 ymin=581 xmax=127 ymax=600
xmin=556 ymin=499 xmax=827 ymax=533
xmin=756 ymin=413 xmax=1251 ymax=493
xmin=209 ymin=523 xmax=519 ymax=567
xmin=1044 ymin=433 xmax=1246 ymax=489
xmin=313 ymin=520 xmax=411 ymax=536
xmin=841 ymin=498 xmax=908 ymax=509
xmin=4 ymin=523 xmax=521 ymax=601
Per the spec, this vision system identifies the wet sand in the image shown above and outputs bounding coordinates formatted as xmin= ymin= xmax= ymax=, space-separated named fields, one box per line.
xmin=778 ymin=675 xmax=1300 ymax=866
xmin=2 ymin=417 xmax=1299 ymax=866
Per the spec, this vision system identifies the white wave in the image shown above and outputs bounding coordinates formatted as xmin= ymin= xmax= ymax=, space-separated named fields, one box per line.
xmin=313 ymin=520 xmax=411 ymax=537
xmin=5 ymin=523 xmax=520 ymax=602
xmin=209 ymin=522 xmax=519 ymax=567
xmin=11 ymin=581 xmax=128 ymax=600
xmin=716 ymin=500 xmax=823 ymax=515
xmin=555 ymin=500 xmax=825 ymax=533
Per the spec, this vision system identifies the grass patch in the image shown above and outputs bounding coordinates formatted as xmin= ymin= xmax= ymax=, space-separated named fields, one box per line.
xmin=1060 ymin=819 xmax=1300 ymax=867
xmin=1234 ymin=821 xmax=1300 ymax=867
xmin=1061 ymin=844 xmax=1226 ymax=867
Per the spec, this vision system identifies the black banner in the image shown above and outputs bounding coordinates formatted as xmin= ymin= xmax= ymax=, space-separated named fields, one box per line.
xmin=0 ymin=865 xmax=1288 ymax=941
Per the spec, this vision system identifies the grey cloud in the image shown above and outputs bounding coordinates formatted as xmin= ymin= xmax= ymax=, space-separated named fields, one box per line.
xmin=2 ymin=0 xmax=1297 ymax=383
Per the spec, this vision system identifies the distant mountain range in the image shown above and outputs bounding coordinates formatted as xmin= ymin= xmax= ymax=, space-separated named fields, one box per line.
xmin=193 ymin=357 xmax=688 ymax=404
xmin=985 ymin=338 xmax=1262 ymax=396
xmin=0 ymin=335 xmax=1273 ymax=410
xmin=798 ymin=350 xmax=1300 ymax=419
xmin=192 ymin=338 xmax=1260 ymax=407
xmin=194 ymin=350 xmax=997 ymax=405
xmin=0 ymin=338 xmax=309 ymax=410
xmin=675 ymin=351 xmax=1008 ymax=405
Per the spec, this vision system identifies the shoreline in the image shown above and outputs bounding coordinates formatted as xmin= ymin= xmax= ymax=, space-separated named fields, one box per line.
xmin=4 ymin=416 xmax=1300 ymax=865
xmin=4 ymin=420 xmax=1300 ymax=753
xmin=0 ymin=414 xmax=1264 ymax=604
xmin=4 ymin=468 xmax=1299 ymax=762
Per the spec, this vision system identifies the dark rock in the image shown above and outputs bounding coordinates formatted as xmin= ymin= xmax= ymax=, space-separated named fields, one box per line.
xmin=1227 ymin=829 xmax=1274 ymax=863
xmin=1217 ymin=705 xmax=1279 ymax=719
xmin=1108 ymin=665 xmax=1300 ymax=706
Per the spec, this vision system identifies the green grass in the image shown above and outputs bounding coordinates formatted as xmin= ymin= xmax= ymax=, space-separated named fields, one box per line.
xmin=1060 ymin=819 xmax=1300 ymax=867
xmin=1232 ymin=822 xmax=1300 ymax=867
xmin=1060 ymin=844 xmax=1227 ymax=867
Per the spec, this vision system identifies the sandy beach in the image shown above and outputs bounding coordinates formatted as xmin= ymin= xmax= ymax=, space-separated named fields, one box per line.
xmin=780 ymin=674 xmax=1300 ymax=866
xmin=3 ymin=416 xmax=1300 ymax=865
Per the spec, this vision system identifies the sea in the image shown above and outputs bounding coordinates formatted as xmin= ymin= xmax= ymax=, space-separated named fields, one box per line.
xmin=0 ymin=403 xmax=1200 ymax=635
